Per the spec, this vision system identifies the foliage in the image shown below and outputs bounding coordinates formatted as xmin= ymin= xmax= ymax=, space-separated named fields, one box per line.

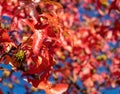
xmin=0 ymin=0 xmax=120 ymax=94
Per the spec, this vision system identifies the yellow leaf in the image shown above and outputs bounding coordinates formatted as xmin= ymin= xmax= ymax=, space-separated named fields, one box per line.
xmin=96 ymin=54 xmax=107 ymax=61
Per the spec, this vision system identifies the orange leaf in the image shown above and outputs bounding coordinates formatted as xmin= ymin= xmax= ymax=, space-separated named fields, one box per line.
xmin=38 ymin=81 xmax=68 ymax=94
xmin=1 ymin=32 xmax=11 ymax=42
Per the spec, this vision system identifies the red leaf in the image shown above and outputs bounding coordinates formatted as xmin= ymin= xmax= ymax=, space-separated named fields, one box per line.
xmin=109 ymin=0 xmax=120 ymax=13
xmin=22 ymin=19 xmax=36 ymax=32
xmin=32 ymin=29 xmax=46 ymax=55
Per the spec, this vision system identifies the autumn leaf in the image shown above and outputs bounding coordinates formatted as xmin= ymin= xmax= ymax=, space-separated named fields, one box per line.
xmin=38 ymin=81 xmax=68 ymax=94
xmin=32 ymin=29 xmax=47 ymax=55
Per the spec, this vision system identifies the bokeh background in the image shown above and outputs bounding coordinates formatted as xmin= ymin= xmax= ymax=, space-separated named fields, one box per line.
xmin=0 ymin=0 xmax=120 ymax=94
